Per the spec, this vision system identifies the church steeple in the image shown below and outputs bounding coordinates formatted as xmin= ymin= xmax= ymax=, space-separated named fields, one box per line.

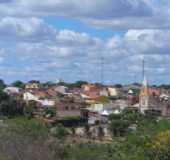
xmin=139 ymin=58 xmax=149 ymax=114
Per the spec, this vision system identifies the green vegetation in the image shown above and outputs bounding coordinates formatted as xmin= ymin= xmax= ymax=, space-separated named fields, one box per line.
xmin=63 ymin=109 xmax=170 ymax=160
xmin=24 ymin=101 xmax=37 ymax=118
xmin=0 ymin=91 xmax=24 ymax=117
xmin=43 ymin=108 xmax=56 ymax=118
xmin=6 ymin=117 xmax=49 ymax=138
xmin=148 ymin=130 xmax=170 ymax=160
xmin=109 ymin=96 xmax=122 ymax=101
xmin=57 ymin=116 xmax=87 ymax=127
xmin=95 ymin=96 xmax=109 ymax=103
xmin=58 ymin=80 xmax=88 ymax=88
xmin=50 ymin=124 xmax=69 ymax=139
xmin=0 ymin=79 xmax=6 ymax=90
xmin=0 ymin=105 xmax=170 ymax=160
xmin=1 ymin=101 xmax=170 ymax=160
xmin=114 ymin=84 xmax=123 ymax=88
xmin=12 ymin=80 xmax=25 ymax=88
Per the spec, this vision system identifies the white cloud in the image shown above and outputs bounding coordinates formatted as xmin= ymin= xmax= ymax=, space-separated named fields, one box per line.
xmin=0 ymin=0 xmax=169 ymax=29
xmin=0 ymin=10 xmax=169 ymax=83
xmin=0 ymin=17 xmax=56 ymax=42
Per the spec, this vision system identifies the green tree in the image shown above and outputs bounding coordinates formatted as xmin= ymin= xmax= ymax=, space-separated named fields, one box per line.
xmin=0 ymin=79 xmax=6 ymax=90
xmin=98 ymin=125 xmax=104 ymax=139
xmin=72 ymin=81 xmax=88 ymax=88
xmin=109 ymin=113 xmax=122 ymax=121
xmin=0 ymin=91 xmax=24 ymax=116
xmin=12 ymin=80 xmax=25 ymax=88
xmin=50 ymin=124 xmax=69 ymax=139
xmin=122 ymin=108 xmax=141 ymax=123
xmin=85 ymin=124 xmax=91 ymax=137
xmin=148 ymin=130 xmax=170 ymax=160
xmin=43 ymin=108 xmax=56 ymax=118
xmin=110 ymin=119 xmax=129 ymax=136
xmin=42 ymin=81 xmax=55 ymax=88
xmin=114 ymin=84 xmax=123 ymax=88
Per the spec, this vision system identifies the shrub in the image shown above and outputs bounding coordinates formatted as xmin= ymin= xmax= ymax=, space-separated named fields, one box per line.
xmin=0 ymin=92 xmax=24 ymax=117
xmin=43 ymin=108 xmax=56 ymax=118
xmin=6 ymin=117 xmax=49 ymax=138
xmin=50 ymin=124 xmax=69 ymax=139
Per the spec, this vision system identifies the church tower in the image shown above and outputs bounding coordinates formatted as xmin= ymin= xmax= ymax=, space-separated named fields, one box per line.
xmin=139 ymin=59 xmax=149 ymax=114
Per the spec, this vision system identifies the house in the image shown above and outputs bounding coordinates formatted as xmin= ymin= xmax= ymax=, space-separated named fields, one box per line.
xmin=80 ymin=84 xmax=101 ymax=99
xmin=38 ymin=99 xmax=55 ymax=107
xmin=162 ymin=101 xmax=170 ymax=117
xmin=160 ymin=94 xmax=170 ymax=101
xmin=23 ymin=92 xmax=39 ymax=102
xmin=55 ymin=97 xmax=83 ymax=119
xmin=148 ymin=87 xmax=161 ymax=97
xmin=25 ymin=80 xmax=40 ymax=89
xmin=46 ymin=88 xmax=57 ymax=98
xmin=4 ymin=87 xmax=21 ymax=95
xmin=23 ymin=91 xmax=56 ymax=108
xmin=81 ymin=84 xmax=97 ymax=92
xmin=100 ymin=88 xmax=109 ymax=96
xmin=108 ymin=87 xmax=119 ymax=96
xmin=55 ymin=86 xmax=68 ymax=94
xmin=84 ymin=91 xmax=100 ymax=99
xmin=83 ymin=103 xmax=118 ymax=124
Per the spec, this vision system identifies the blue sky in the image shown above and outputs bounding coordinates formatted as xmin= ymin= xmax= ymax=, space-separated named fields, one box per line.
xmin=0 ymin=0 xmax=170 ymax=84
xmin=43 ymin=16 xmax=126 ymax=39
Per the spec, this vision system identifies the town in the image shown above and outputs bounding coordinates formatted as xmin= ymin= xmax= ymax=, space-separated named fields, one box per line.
xmin=1 ymin=0 xmax=170 ymax=159
xmin=1 ymin=65 xmax=170 ymax=139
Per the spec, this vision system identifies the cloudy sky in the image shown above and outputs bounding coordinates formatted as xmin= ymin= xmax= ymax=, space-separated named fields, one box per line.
xmin=0 ymin=0 xmax=170 ymax=84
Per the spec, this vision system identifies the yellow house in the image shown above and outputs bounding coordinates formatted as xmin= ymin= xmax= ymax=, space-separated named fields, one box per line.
xmin=25 ymin=80 xmax=40 ymax=89
xmin=108 ymin=87 xmax=119 ymax=96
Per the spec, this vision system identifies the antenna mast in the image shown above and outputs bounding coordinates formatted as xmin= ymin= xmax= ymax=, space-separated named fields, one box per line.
xmin=142 ymin=58 xmax=145 ymax=80
xmin=100 ymin=56 xmax=104 ymax=85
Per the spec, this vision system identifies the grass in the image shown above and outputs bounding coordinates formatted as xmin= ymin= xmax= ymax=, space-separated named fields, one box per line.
xmin=5 ymin=116 xmax=49 ymax=138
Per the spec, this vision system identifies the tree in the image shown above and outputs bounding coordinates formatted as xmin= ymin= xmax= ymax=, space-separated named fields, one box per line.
xmin=122 ymin=108 xmax=141 ymax=123
xmin=43 ymin=108 xmax=56 ymax=118
xmin=0 ymin=92 xmax=24 ymax=116
xmin=94 ymin=96 xmax=109 ymax=103
xmin=114 ymin=84 xmax=123 ymax=88
xmin=0 ymin=90 xmax=9 ymax=101
xmin=98 ymin=125 xmax=104 ymax=139
xmin=148 ymin=130 xmax=170 ymax=160
xmin=12 ymin=80 xmax=25 ymax=88
xmin=73 ymin=81 xmax=88 ymax=88
xmin=50 ymin=124 xmax=69 ymax=139
xmin=109 ymin=113 xmax=122 ymax=121
xmin=84 ymin=124 xmax=91 ymax=137
xmin=42 ymin=81 xmax=55 ymax=88
xmin=0 ymin=79 xmax=6 ymax=90
xmin=110 ymin=119 xmax=129 ymax=136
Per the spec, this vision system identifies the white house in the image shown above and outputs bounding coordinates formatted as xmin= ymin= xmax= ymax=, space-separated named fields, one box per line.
xmin=4 ymin=87 xmax=21 ymax=94
xmin=23 ymin=92 xmax=55 ymax=108
xmin=108 ymin=87 xmax=119 ymax=96
xmin=38 ymin=99 xmax=55 ymax=107
xmin=55 ymin=86 xmax=68 ymax=94
xmin=100 ymin=88 xmax=109 ymax=96
xmin=160 ymin=94 xmax=169 ymax=101
xmin=23 ymin=92 xmax=39 ymax=101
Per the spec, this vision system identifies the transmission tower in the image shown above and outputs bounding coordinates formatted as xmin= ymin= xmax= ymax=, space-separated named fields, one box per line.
xmin=100 ymin=56 xmax=104 ymax=85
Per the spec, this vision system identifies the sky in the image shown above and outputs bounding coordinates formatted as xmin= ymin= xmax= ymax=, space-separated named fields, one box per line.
xmin=0 ymin=0 xmax=170 ymax=85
